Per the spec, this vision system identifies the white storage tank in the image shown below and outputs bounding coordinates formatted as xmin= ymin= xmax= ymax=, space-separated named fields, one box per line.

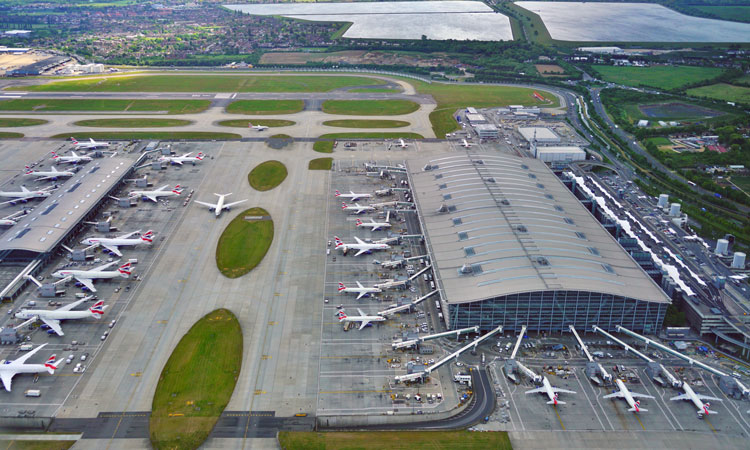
xmin=657 ymin=194 xmax=669 ymax=208
xmin=732 ymin=252 xmax=746 ymax=269
xmin=715 ymin=239 xmax=729 ymax=255
xmin=669 ymin=203 xmax=681 ymax=217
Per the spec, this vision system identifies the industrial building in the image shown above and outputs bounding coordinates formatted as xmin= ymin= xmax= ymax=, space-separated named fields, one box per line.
xmin=473 ymin=124 xmax=499 ymax=139
xmin=409 ymin=153 xmax=670 ymax=333
xmin=518 ymin=127 xmax=560 ymax=144
xmin=465 ymin=113 xmax=487 ymax=124
xmin=6 ymin=56 xmax=69 ymax=76
xmin=533 ymin=146 xmax=586 ymax=163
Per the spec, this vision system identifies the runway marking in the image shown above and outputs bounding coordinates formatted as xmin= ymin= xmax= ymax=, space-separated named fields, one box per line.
xmin=634 ymin=412 xmax=646 ymax=430
xmin=261 ymin=355 xmax=271 ymax=360
xmin=553 ymin=404 xmax=565 ymax=430
xmin=704 ymin=416 xmax=717 ymax=433
xmin=168 ymin=413 xmax=184 ymax=417
xmin=156 ymin=320 xmax=168 ymax=324
xmin=130 ymin=372 xmax=142 ymax=377
xmin=320 ymin=389 xmax=391 ymax=395
xmin=274 ymin=293 xmax=281 ymax=296
xmin=268 ymin=321 xmax=276 ymax=325
xmin=254 ymin=390 xmax=266 ymax=395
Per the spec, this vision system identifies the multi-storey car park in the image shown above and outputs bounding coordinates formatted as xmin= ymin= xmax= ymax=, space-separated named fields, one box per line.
xmin=408 ymin=152 xmax=671 ymax=334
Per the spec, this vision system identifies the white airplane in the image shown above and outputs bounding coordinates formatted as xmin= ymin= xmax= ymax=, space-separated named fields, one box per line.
xmin=335 ymin=190 xmax=372 ymax=202
xmin=248 ymin=121 xmax=268 ymax=131
xmin=80 ymin=230 xmax=153 ymax=257
xmin=24 ymin=165 xmax=74 ymax=182
xmin=0 ymin=344 xmax=62 ymax=392
xmin=525 ymin=376 xmax=576 ymax=405
xmin=129 ymin=184 xmax=183 ymax=202
xmin=396 ymin=139 xmax=409 ymax=148
xmin=15 ymin=299 xmax=107 ymax=336
xmin=51 ymin=150 xmax=92 ymax=165
xmin=670 ymin=382 xmax=722 ymax=417
xmin=337 ymin=308 xmax=386 ymax=330
xmin=194 ymin=193 xmax=247 ymax=218
xmin=159 ymin=152 xmax=205 ymax=166
xmin=461 ymin=139 xmax=473 ymax=148
xmin=603 ymin=378 xmax=654 ymax=413
xmin=338 ymin=281 xmax=382 ymax=300
xmin=71 ymin=137 xmax=110 ymax=150
xmin=341 ymin=202 xmax=375 ymax=215
xmin=0 ymin=186 xmax=53 ymax=206
xmin=355 ymin=212 xmax=391 ymax=231
xmin=0 ymin=210 xmax=27 ymax=226
xmin=334 ymin=236 xmax=390 ymax=257
xmin=51 ymin=261 xmax=131 ymax=292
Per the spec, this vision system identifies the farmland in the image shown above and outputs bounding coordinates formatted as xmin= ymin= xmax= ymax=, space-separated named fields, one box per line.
xmin=686 ymin=83 xmax=750 ymax=104
xmin=592 ymin=65 xmax=723 ymax=91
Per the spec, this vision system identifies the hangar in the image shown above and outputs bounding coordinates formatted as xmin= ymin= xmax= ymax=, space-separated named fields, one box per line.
xmin=409 ymin=153 xmax=669 ymax=333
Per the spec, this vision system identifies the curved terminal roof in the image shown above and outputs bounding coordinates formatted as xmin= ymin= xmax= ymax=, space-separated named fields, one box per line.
xmin=0 ymin=157 xmax=133 ymax=254
xmin=408 ymin=153 xmax=670 ymax=305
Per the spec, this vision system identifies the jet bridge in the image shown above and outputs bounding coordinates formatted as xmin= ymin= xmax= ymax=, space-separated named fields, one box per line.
xmin=616 ymin=325 xmax=750 ymax=399
xmin=505 ymin=325 xmax=541 ymax=384
xmin=391 ymin=325 xmax=479 ymax=350
xmin=569 ymin=325 xmax=613 ymax=385
xmin=395 ymin=325 xmax=502 ymax=382
xmin=379 ymin=289 xmax=438 ymax=317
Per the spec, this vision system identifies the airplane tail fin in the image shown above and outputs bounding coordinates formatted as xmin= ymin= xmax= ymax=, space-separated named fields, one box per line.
xmin=45 ymin=354 xmax=62 ymax=374
xmin=341 ymin=202 xmax=347 ymax=209
xmin=334 ymin=190 xmax=341 ymax=197
xmin=355 ymin=219 xmax=363 ymax=226
xmin=172 ymin=185 xmax=183 ymax=195
xmin=71 ymin=137 xmax=78 ymax=144
xmin=24 ymin=165 xmax=33 ymax=174
xmin=337 ymin=312 xmax=347 ymax=321
xmin=334 ymin=237 xmax=344 ymax=248
xmin=89 ymin=300 xmax=106 ymax=318
xmin=196 ymin=152 xmax=204 ymax=160
xmin=51 ymin=152 xmax=59 ymax=159
xmin=337 ymin=282 xmax=346 ymax=292
xmin=141 ymin=230 xmax=154 ymax=243
xmin=118 ymin=262 xmax=132 ymax=277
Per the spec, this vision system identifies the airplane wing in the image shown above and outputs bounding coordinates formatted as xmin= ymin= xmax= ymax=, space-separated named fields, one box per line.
xmin=525 ymin=387 xmax=546 ymax=394
xmin=630 ymin=392 xmax=655 ymax=399
xmin=354 ymin=249 xmax=368 ymax=257
xmin=357 ymin=308 xmax=365 ymax=316
xmin=101 ymin=243 xmax=122 ymax=257
xmin=670 ymin=394 xmax=691 ymax=401
xmin=118 ymin=230 xmax=140 ymax=240
xmin=356 ymin=291 xmax=367 ymax=300
xmin=34 ymin=175 xmax=55 ymax=182
xmin=1 ymin=372 xmax=14 ymax=392
xmin=356 ymin=281 xmax=364 ymax=289
xmin=194 ymin=200 xmax=218 ymax=208
xmin=92 ymin=260 xmax=118 ymax=272
xmin=182 ymin=152 xmax=193 ymax=157
xmin=172 ymin=160 xmax=184 ymax=165
xmin=0 ymin=199 xmax=21 ymax=206
xmin=56 ymin=298 xmax=87 ymax=312
xmin=552 ymin=388 xmax=577 ymax=394
xmin=602 ymin=391 xmax=624 ymax=399
xmin=222 ymin=199 xmax=247 ymax=209
xmin=697 ymin=394 xmax=723 ymax=402
xmin=75 ymin=277 xmax=97 ymax=292
xmin=40 ymin=317 xmax=64 ymax=336
xmin=12 ymin=343 xmax=47 ymax=365
xmin=155 ymin=184 xmax=169 ymax=192
xmin=145 ymin=195 xmax=159 ymax=202
xmin=21 ymin=186 xmax=29 ymax=193
xmin=354 ymin=237 xmax=365 ymax=245
xmin=358 ymin=319 xmax=371 ymax=331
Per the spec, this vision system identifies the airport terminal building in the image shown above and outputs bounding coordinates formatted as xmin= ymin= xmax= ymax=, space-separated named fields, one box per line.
xmin=409 ymin=153 xmax=670 ymax=334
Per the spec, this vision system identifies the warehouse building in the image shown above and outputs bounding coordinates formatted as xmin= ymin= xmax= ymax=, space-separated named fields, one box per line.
xmin=409 ymin=153 xmax=670 ymax=333
xmin=534 ymin=146 xmax=586 ymax=163
xmin=518 ymin=127 xmax=560 ymax=144
xmin=473 ymin=124 xmax=499 ymax=139
xmin=6 ymin=56 xmax=69 ymax=76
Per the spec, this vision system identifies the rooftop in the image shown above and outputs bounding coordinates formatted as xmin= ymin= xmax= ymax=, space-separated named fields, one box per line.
xmin=518 ymin=127 xmax=559 ymax=142
xmin=408 ymin=153 xmax=670 ymax=305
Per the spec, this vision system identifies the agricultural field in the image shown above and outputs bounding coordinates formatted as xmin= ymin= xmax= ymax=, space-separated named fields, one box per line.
xmin=13 ymin=74 xmax=386 ymax=93
xmin=321 ymin=99 xmax=420 ymax=116
xmin=248 ymin=160 xmax=288 ymax=191
xmin=50 ymin=131 xmax=240 ymax=140
xmin=278 ymin=431 xmax=513 ymax=450
xmin=0 ymin=99 xmax=209 ymax=114
xmin=730 ymin=176 xmax=750 ymax=192
xmin=592 ymin=65 xmax=724 ymax=91
xmin=149 ymin=309 xmax=242 ymax=450
xmin=535 ymin=64 xmax=566 ymax=77
xmin=73 ymin=118 xmax=191 ymax=128
xmin=687 ymin=83 xmax=750 ymax=104
xmin=0 ymin=118 xmax=47 ymax=127
xmin=225 ymin=100 xmax=304 ymax=115
xmin=322 ymin=119 xmax=409 ymax=128
xmin=691 ymin=6 xmax=750 ymax=23
xmin=216 ymin=208 xmax=274 ymax=278
xmin=217 ymin=119 xmax=295 ymax=128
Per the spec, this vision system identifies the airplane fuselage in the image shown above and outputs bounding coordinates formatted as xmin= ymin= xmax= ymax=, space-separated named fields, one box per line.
xmin=15 ymin=309 xmax=91 ymax=321
xmin=52 ymin=269 xmax=121 ymax=281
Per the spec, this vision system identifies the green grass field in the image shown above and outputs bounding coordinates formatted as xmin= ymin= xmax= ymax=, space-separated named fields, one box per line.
xmin=0 ymin=441 xmax=75 ymax=450
xmin=646 ymin=137 xmax=672 ymax=147
xmin=15 ymin=74 xmax=385 ymax=93
xmin=0 ymin=118 xmax=47 ymax=127
xmin=216 ymin=208 xmax=274 ymax=278
xmin=319 ymin=132 xmax=423 ymax=139
xmin=730 ymin=176 xmax=750 ymax=192
xmin=50 ymin=131 xmax=240 ymax=140
xmin=149 ymin=308 xmax=242 ymax=450
xmin=0 ymin=132 xmax=24 ymax=139
xmin=321 ymin=100 xmax=419 ymax=116
xmin=322 ymin=119 xmax=409 ymax=128
xmin=691 ymin=5 xmax=750 ymax=22
xmin=0 ymin=99 xmax=209 ymax=114
xmin=309 ymin=157 xmax=333 ymax=170
xmin=217 ymin=119 xmax=295 ymax=128
xmin=313 ymin=141 xmax=334 ymax=153
xmin=686 ymin=83 xmax=750 ymax=104
xmin=225 ymin=100 xmax=304 ymax=115
xmin=592 ymin=65 xmax=724 ymax=91
xmin=73 ymin=118 xmax=191 ymax=128
xmin=278 ymin=431 xmax=513 ymax=450
xmin=248 ymin=160 xmax=288 ymax=191
xmin=349 ymin=88 xmax=401 ymax=93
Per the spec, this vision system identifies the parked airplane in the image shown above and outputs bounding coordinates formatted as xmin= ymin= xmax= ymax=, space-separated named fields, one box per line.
xmin=52 ymin=261 xmax=131 ymax=292
xmin=670 ymin=382 xmax=722 ymax=417
xmin=355 ymin=212 xmax=391 ymax=231
xmin=525 ymin=376 xmax=576 ymax=405
xmin=15 ymin=298 xmax=107 ymax=336
xmin=337 ymin=308 xmax=386 ymax=330
xmin=334 ymin=236 xmax=390 ymax=256
xmin=396 ymin=139 xmax=409 ymax=148
xmin=249 ymin=121 xmax=268 ymax=131
xmin=129 ymin=184 xmax=183 ymax=202
xmin=335 ymin=190 xmax=372 ymax=202
xmin=0 ymin=186 xmax=53 ymax=206
xmin=341 ymin=202 xmax=375 ymax=215
xmin=159 ymin=152 xmax=205 ymax=166
xmin=0 ymin=210 xmax=27 ymax=226
xmin=194 ymin=193 xmax=247 ymax=217
xmin=0 ymin=344 xmax=62 ymax=392
xmin=24 ymin=165 xmax=74 ymax=182
xmin=603 ymin=379 xmax=654 ymax=413
xmin=71 ymin=137 xmax=110 ymax=150
xmin=461 ymin=139 xmax=473 ymax=148
xmin=338 ymin=281 xmax=382 ymax=300
xmin=80 ymin=230 xmax=153 ymax=257
xmin=51 ymin=150 xmax=92 ymax=164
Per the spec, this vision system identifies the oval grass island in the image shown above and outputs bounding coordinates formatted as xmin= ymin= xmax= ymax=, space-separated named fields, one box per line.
xmin=248 ymin=160 xmax=288 ymax=191
xmin=149 ymin=308 xmax=242 ymax=450
xmin=216 ymin=208 xmax=274 ymax=278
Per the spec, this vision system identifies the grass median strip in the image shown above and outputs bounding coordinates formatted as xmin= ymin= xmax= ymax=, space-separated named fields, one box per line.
xmin=73 ymin=118 xmax=191 ymax=128
xmin=149 ymin=308 xmax=242 ymax=450
xmin=313 ymin=141 xmax=334 ymax=153
xmin=217 ymin=119 xmax=295 ymax=128
xmin=0 ymin=99 xmax=210 ymax=114
xmin=321 ymin=99 xmax=419 ymax=116
xmin=0 ymin=118 xmax=47 ymax=127
xmin=319 ymin=132 xmax=423 ymax=139
xmin=322 ymin=119 xmax=409 ymax=128
xmin=309 ymin=158 xmax=333 ymax=170
xmin=216 ymin=208 xmax=274 ymax=278
xmin=248 ymin=160 xmax=288 ymax=191
xmin=225 ymin=99 xmax=304 ymax=115
xmin=278 ymin=431 xmax=513 ymax=449
xmin=50 ymin=131 xmax=240 ymax=140
xmin=0 ymin=132 xmax=24 ymax=139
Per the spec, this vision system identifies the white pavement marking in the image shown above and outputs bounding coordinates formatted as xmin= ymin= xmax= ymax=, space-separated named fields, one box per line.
xmin=573 ymin=367 xmax=606 ymax=430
